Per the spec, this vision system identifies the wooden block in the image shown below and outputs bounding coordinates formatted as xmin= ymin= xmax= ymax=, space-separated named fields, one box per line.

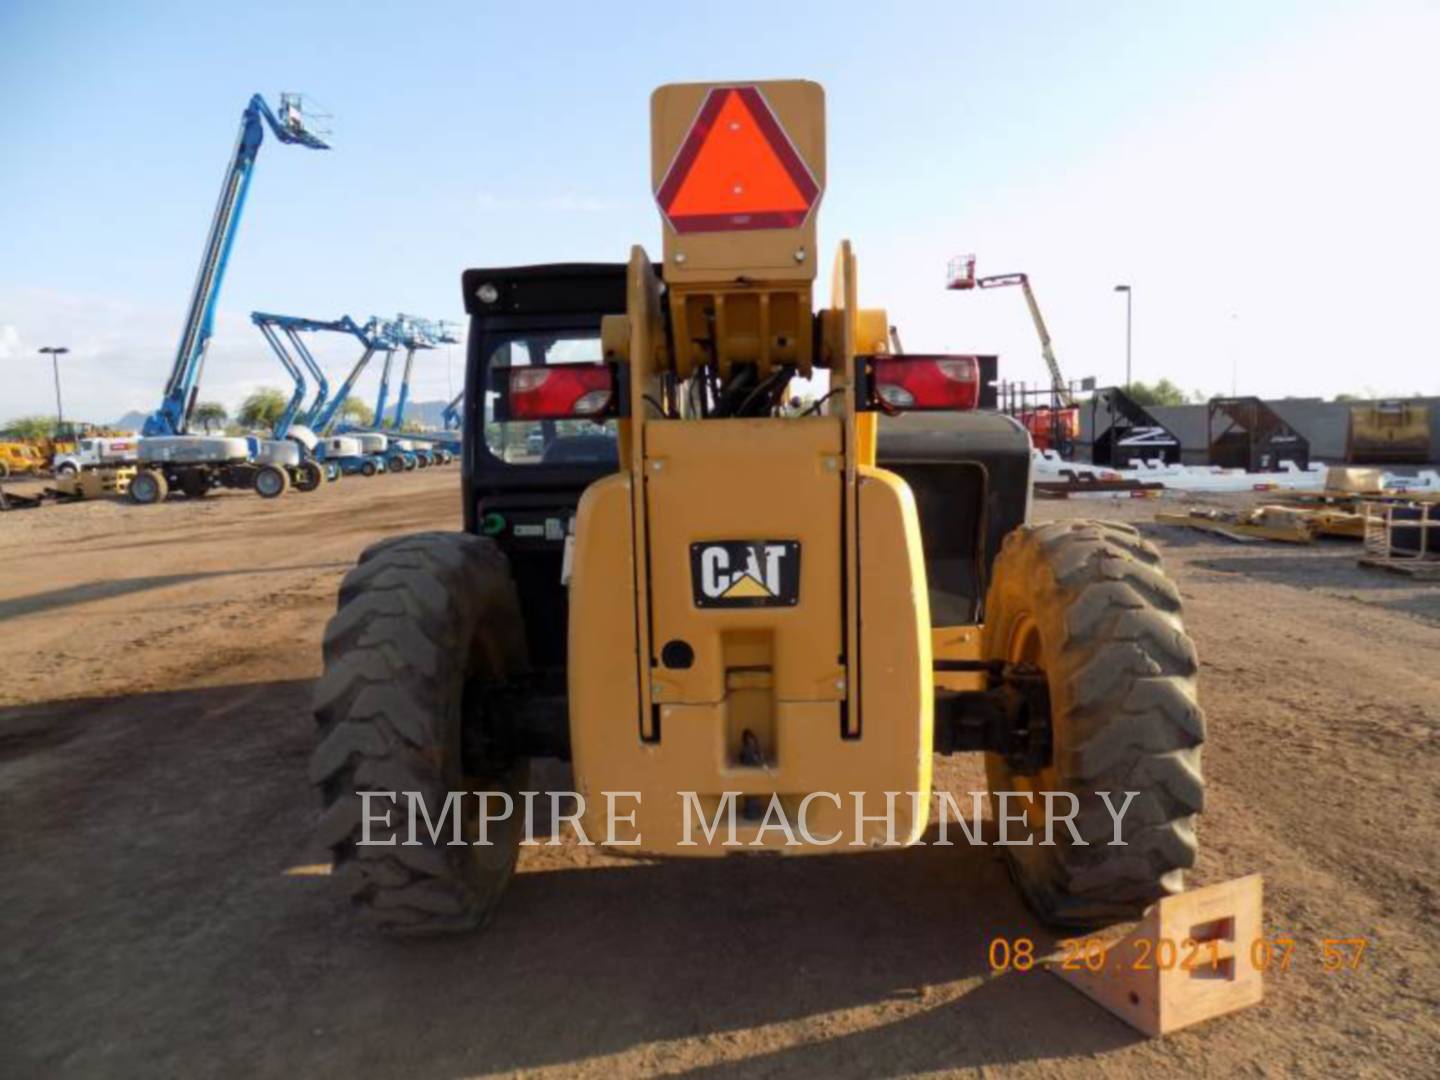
xmin=1049 ymin=874 xmax=1264 ymax=1037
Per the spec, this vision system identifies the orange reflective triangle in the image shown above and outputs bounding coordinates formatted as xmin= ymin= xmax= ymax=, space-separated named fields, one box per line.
xmin=657 ymin=87 xmax=819 ymax=233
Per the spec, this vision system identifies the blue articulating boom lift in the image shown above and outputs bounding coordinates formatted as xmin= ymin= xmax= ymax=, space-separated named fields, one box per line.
xmin=250 ymin=313 xmax=332 ymax=490
xmin=370 ymin=320 xmax=410 ymax=463
xmin=251 ymin=311 xmax=382 ymax=478
xmin=287 ymin=320 xmax=333 ymax=427
xmin=308 ymin=316 xmax=418 ymax=474
xmin=383 ymin=315 xmax=462 ymax=464
xmin=441 ymin=391 xmax=463 ymax=431
xmin=131 ymin=94 xmax=329 ymax=505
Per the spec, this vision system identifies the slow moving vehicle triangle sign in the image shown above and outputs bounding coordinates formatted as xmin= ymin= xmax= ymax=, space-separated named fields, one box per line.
xmin=656 ymin=86 xmax=820 ymax=234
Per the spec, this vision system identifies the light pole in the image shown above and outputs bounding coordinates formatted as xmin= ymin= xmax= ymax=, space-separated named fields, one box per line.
xmin=1113 ymin=285 xmax=1132 ymax=389
xmin=38 ymin=346 xmax=70 ymax=437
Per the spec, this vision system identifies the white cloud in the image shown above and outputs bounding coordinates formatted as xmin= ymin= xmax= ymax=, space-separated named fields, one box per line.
xmin=0 ymin=323 xmax=23 ymax=361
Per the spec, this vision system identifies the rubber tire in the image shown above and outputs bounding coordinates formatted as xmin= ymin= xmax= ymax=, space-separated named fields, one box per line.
xmin=255 ymin=464 xmax=289 ymax=499
xmin=129 ymin=469 xmax=168 ymax=505
xmin=179 ymin=470 xmax=211 ymax=499
xmin=416 ymin=455 xmax=429 ymax=469
xmin=311 ymin=532 xmax=530 ymax=935
xmin=404 ymin=457 xmax=417 ymax=472
xmin=387 ymin=455 xmax=406 ymax=474
xmin=57 ymin=462 xmax=77 ymax=478
xmin=981 ymin=519 xmax=1204 ymax=928
xmin=294 ymin=460 xmax=326 ymax=493
xmin=361 ymin=460 xmax=377 ymax=477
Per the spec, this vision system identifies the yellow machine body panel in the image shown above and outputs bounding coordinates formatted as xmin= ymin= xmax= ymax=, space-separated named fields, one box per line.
xmin=644 ymin=418 xmax=845 ymax=707
xmin=1347 ymin=401 xmax=1432 ymax=464
xmin=567 ymin=433 xmax=933 ymax=853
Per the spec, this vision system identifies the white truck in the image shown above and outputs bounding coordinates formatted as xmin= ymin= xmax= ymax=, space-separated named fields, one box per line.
xmin=52 ymin=437 xmax=140 ymax=476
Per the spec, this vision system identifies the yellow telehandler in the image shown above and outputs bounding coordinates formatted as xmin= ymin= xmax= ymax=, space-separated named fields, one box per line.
xmin=312 ymin=80 xmax=1203 ymax=935
xmin=0 ymin=441 xmax=48 ymax=480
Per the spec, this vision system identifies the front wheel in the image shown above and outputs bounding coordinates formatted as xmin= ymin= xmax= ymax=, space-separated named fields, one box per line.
xmin=311 ymin=533 xmax=530 ymax=935
xmin=129 ymin=469 xmax=168 ymax=505
xmin=360 ymin=460 xmax=377 ymax=477
xmin=982 ymin=520 xmax=1204 ymax=927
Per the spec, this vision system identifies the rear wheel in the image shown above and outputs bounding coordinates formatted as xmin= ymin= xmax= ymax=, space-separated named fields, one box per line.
xmin=178 ymin=470 xmax=211 ymax=499
xmin=57 ymin=462 xmax=78 ymax=478
xmin=255 ymin=464 xmax=289 ymax=499
xmin=387 ymin=454 xmax=406 ymax=474
xmin=982 ymin=520 xmax=1204 ymax=927
xmin=294 ymin=460 xmax=326 ymax=493
xmin=311 ymin=532 xmax=530 ymax=935
xmin=361 ymin=460 xmax=377 ymax=477
xmin=129 ymin=469 xmax=168 ymax=505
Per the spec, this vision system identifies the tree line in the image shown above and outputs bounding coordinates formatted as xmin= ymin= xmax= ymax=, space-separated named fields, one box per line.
xmin=1 ymin=390 xmax=388 ymax=440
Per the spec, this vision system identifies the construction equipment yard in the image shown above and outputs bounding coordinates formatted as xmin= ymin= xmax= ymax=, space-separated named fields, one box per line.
xmin=6 ymin=7 xmax=1440 ymax=1074
xmin=2 ymin=469 xmax=1435 ymax=1077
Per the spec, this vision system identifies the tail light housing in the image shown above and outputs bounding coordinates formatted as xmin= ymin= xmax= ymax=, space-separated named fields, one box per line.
xmin=499 ymin=363 xmax=620 ymax=421
xmin=861 ymin=355 xmax=981 ymax=412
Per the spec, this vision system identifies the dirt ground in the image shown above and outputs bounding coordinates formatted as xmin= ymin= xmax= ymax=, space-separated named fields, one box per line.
xmin=1 ymin=469 xmax=1437 ymax=1078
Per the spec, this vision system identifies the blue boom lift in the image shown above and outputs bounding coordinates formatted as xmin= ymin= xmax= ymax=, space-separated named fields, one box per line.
xmin=380 ymin=315 xmax=461 ymax=465
xmin=305 ymin=316 xmax=419 ymax=474
xmin=132 ymin=94 xmax=329 ymax=504
xmin=441 ymin=391 xmax=463 ymax=431
xmin=251 ymin=311 xmax=388 ymax=476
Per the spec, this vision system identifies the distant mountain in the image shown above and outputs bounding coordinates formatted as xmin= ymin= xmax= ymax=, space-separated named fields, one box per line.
xmin=380 ymin=400 xmax=453 ymax=431
xmin=113 ymin=411 xmax=148 ymax=432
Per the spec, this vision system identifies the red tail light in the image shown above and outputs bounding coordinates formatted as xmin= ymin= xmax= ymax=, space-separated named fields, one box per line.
xmin=867 ymin=356 xmax=980 ymax=412
xmin=506 ymin=364 xmax=616 ymax=420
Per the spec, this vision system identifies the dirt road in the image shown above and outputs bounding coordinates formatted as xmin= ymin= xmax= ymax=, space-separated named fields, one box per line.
xmin=2 ymin=472 xmax=1437 ymax=1077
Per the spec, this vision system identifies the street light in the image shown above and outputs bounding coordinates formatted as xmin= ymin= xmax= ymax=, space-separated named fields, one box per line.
xmin=38 ymin=346 xmax=70 ymax=437
xmin=1113 ymin=285 xmax=1132 ymax=389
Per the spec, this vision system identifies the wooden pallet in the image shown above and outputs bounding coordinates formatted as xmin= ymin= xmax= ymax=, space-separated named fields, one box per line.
xmin=1155 ymin=508 xmax=1313 ymax=544
xmin=1049 ymin=875 xmax=1264 ymax=1037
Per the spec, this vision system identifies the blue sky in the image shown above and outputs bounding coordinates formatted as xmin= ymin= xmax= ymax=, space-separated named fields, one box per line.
xmin=2 ymin=0 xmax=1437 ymax=423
